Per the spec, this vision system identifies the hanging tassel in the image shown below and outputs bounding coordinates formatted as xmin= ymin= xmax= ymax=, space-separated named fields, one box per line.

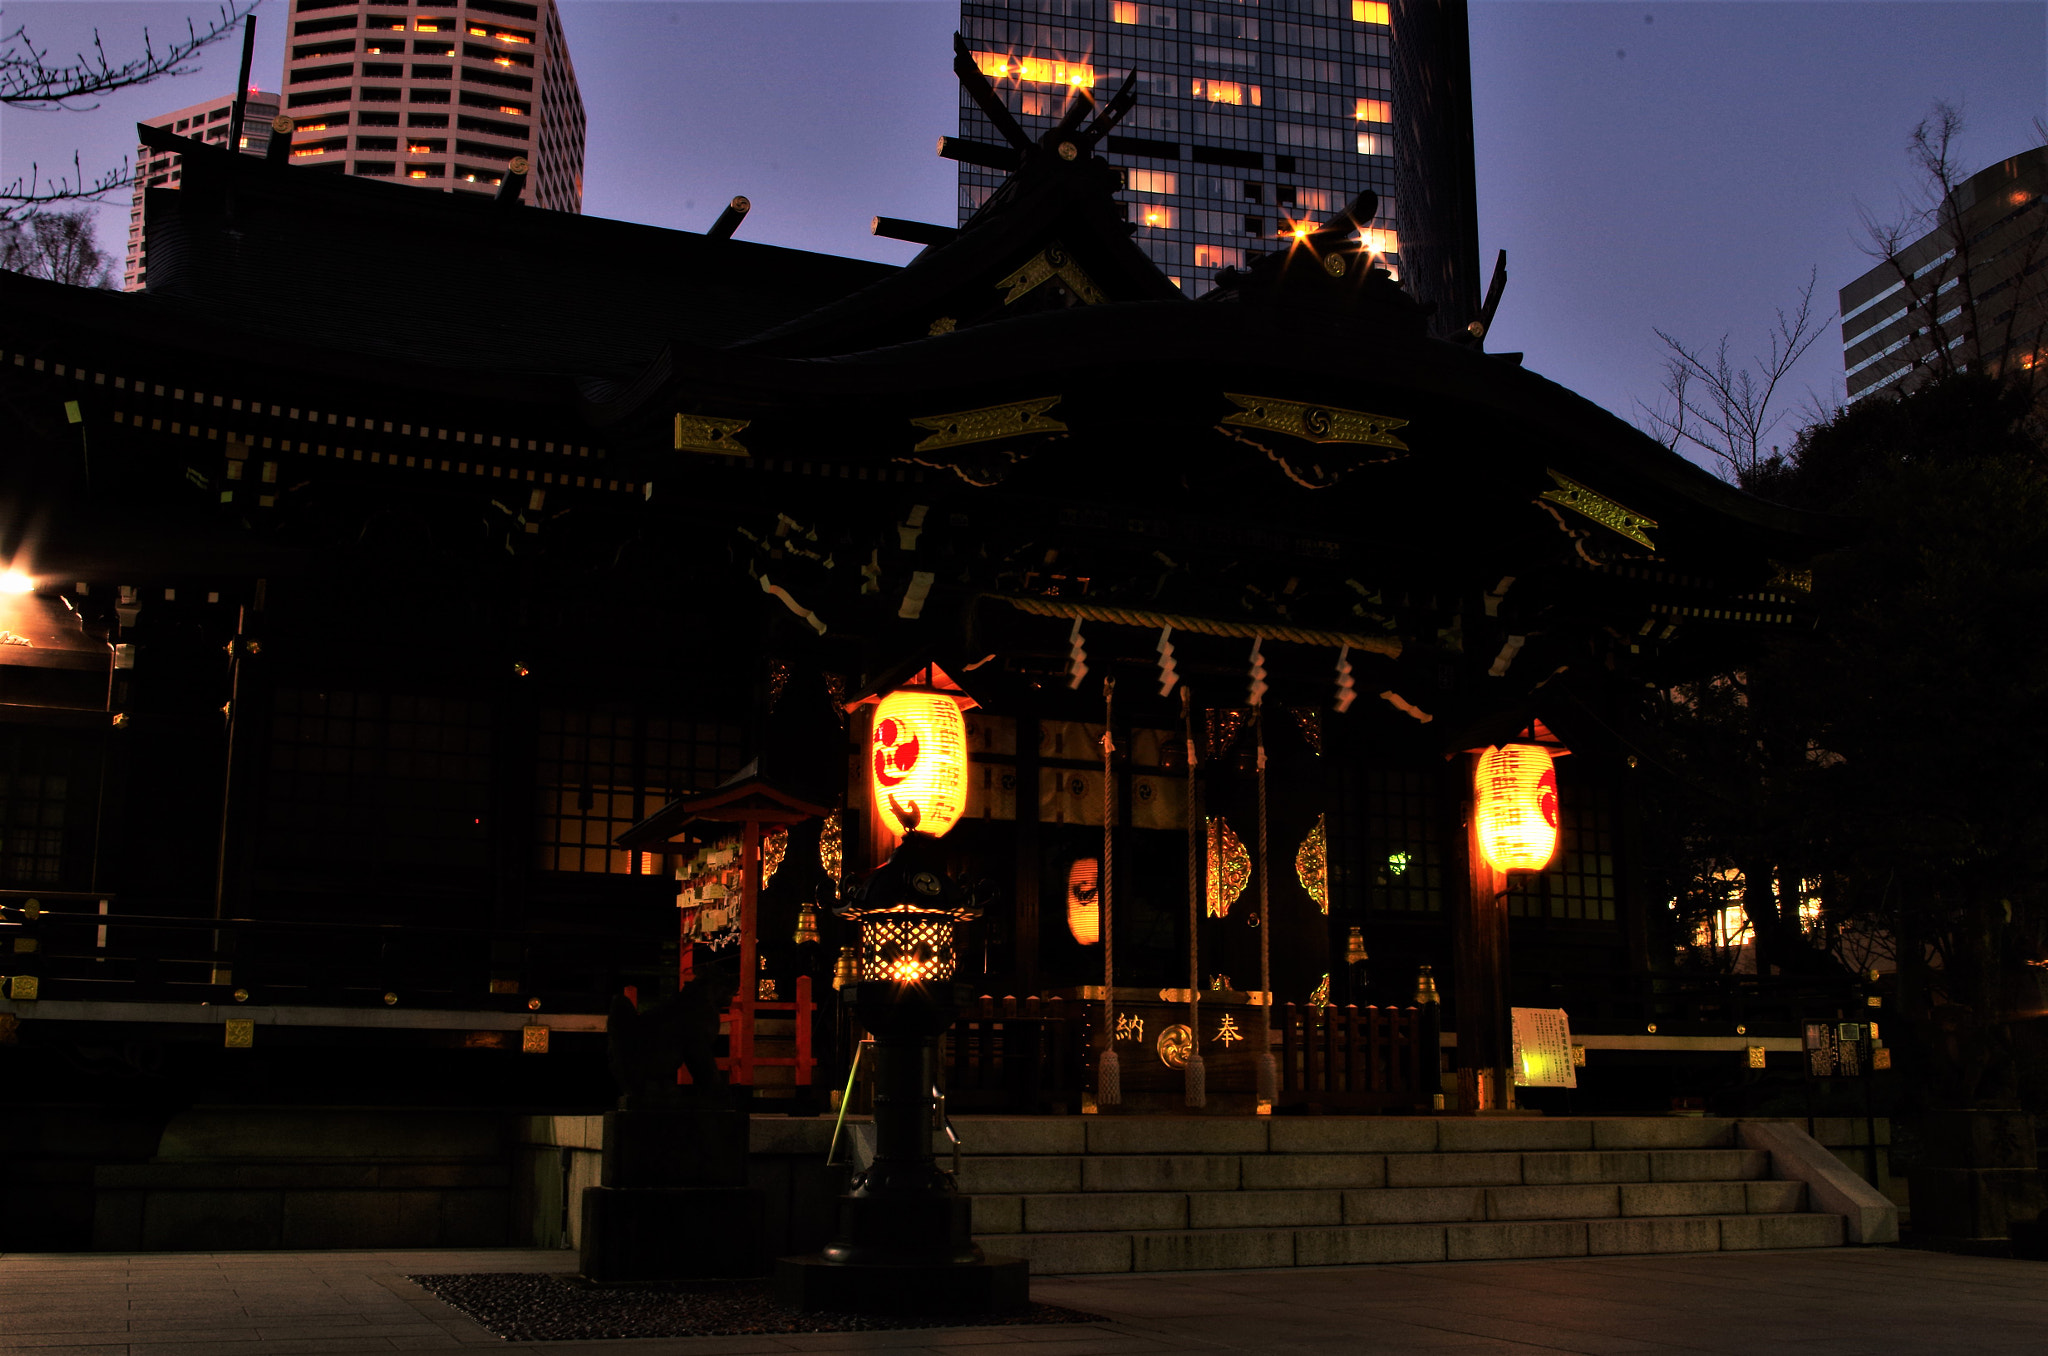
xmin=1099 ymin=1046 xmax=1122 ymax=1105
xmin=1066 ymin=619 xmax=1089 ymax=689
xmin=1247 ymin=635 xmax=1267 ymax=707
xmin=1184 ymin=1049 xmax=1206 ymax=1107
xmin=1333 ymin=644 xmax=1356 ymax=713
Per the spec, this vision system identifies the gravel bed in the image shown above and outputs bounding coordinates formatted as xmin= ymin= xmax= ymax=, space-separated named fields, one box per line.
xmin=410 ymin=1272 xmax=1103 ymax=1341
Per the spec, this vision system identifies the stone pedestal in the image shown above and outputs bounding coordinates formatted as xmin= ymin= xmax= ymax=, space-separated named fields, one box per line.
xmin=1908 ymin=1110 xmax=2048 ymax=1242
xmin=577 ymin=1108 xmax=765 ymax=1283
xmin=774 ymin=981 xmax=1027 ymax=1315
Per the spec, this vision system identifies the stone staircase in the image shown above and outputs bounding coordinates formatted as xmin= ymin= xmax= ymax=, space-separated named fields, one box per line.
xmin=953 ymin=1116 xmax=1848 ymax=1274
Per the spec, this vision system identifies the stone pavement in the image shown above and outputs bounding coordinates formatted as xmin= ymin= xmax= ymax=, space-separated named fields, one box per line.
xmin=1 ymin=1246 xmax=2043 ymax=1356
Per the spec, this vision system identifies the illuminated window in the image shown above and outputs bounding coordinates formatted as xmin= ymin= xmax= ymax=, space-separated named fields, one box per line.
xmin=1193 ymin=243 xmax=1243 ymax=270
xmin=1353 ymin=1 xmax=1391 ymax=23
xmin=1362 ymin=228 xmax=1398 ymax=254
xmin=1125 ymin=168 xmax=1176 ymax=195
xmin=413 ymin=18 xmax=443 ymax=31
xmin=1355 ymin=98 xmax=1391 ymax=123
xmin=1358 ymin=132 xmax=1388 ymax=156
xmin=1136 ymin=204 xmax=1177 ymax=228
xmin=292 ymin=146 xmax=327 ymax=157
xmin=468 ymin=25 xmax=487 ymax=36
xmin=1112 ymin=1 xmax=1138 ymax=22
xmin=498 ymin=104 xmax=526 ymax=116
xmin=493 ymin=29 xmax=532 ymax=44
xmin=972 ymin=50 xmax=1094 ymax=89
xmin=1193 ymin=79 xmax=1261 ymax=106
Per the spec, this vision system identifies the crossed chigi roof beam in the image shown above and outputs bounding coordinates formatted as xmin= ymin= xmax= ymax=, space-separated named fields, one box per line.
xmin=945 ymin=31 xmax=1138 ymax=174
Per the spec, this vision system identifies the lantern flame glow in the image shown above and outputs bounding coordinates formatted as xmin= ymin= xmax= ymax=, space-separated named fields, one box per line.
xmin=1474 ymin=744 xmax=1560 ymax=873
xmin=869 ymin=689 xmax=970 ymax=840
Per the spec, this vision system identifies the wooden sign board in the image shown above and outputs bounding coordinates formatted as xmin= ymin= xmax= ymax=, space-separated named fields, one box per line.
xmin=1511 ymin=1006 xmax=1577 ymax=1088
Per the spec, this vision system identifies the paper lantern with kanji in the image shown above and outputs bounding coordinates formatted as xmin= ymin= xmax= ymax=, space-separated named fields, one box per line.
xmin=1474 ymin=744 xmax=1560 ymax=873
xmin=869 ymin=690 xmax=970 ymax=840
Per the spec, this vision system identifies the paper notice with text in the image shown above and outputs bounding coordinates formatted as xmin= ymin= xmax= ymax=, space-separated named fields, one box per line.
xmin=1511 ymin=1006 xmax=1577 ymax=1088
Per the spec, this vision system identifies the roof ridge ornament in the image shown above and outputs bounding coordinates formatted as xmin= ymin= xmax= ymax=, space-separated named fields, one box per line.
xmin=996 ymin=243 xmax=1105 ymax=306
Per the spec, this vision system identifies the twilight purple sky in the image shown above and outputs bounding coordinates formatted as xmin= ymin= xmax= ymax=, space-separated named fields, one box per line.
xmin=5 ymin=2 xmax=2044 ymax=461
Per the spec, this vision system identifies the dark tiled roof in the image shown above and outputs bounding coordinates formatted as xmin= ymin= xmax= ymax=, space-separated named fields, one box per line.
xmin=137 ymin=131 xmax=897 ymax=380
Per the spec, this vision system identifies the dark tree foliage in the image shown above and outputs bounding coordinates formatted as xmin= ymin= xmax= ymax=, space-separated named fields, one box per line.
xmin=1644 ymin=371 xmax=2048 ymax=1109
xmin=1782 ymin=373 xmax=2048 ymax=1108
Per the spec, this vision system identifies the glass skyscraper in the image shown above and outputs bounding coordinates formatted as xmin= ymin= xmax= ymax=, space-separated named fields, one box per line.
xmin=956 ymin=0 xmax=1477 ymax=326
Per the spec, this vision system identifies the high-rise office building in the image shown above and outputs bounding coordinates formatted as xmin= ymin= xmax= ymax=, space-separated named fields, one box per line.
xmin=1839 ymin=146 xmax=2047 ymax=402
xmin=122 ymin=89 xmax=282 ymax=291
xmin=954 ymin=0 xmax=1478 ymax=327
xmin=280 ymin=0 xmax=584 ymax=211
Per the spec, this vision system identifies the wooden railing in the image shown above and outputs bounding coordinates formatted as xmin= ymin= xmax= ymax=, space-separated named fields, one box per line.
xmin=1277 ymin=1002 xmax=1438 ymax=1113
xmin=0 ymin=893 xmax=665 ymax=1014
xmin=716 ymin=974 xmax=817 ymax=1087
xmin=940 ymin=994 xmax=1086 ymax=1115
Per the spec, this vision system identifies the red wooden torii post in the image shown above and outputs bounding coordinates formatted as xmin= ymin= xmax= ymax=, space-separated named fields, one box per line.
xmin=631 ymin=767 xmax=830 ymax=1091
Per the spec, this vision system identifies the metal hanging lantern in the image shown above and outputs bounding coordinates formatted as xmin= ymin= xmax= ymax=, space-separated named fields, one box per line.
xmin=835 ymin=831 xmax=982 ymax=986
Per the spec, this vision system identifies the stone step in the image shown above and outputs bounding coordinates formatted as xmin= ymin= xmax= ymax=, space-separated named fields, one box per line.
xmin=942 ymin=1115 xmax=1743 ymax=1158
xmin=978 ymin=1212 xmax=1845 ymax=1274
xmin=954 ymin=1148 xmax=1770 ymax=1195
xmin=971 ymin=1180 xmax=1807 ymax=1234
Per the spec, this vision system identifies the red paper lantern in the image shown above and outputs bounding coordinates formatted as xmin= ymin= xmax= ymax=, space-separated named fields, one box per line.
xmin=869 ymin=690 xmax=970 ymax=840
xmin=1474 ymin=744 xmax=1559 ymax=873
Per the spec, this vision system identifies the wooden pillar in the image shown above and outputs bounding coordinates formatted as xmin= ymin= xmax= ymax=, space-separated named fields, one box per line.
xmin=1014 ymin=711 xmax=1041 ymax=992
xmin=733 ymin=818 xmax=761 ymax=1086
xmin=1453 ymin=752 xmax=1512 ymax=1111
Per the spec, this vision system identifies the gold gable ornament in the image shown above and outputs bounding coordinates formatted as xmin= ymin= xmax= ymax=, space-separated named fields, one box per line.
xmin=674 ymin=413 xmax=751 ymax=457
xmin=909 ymin=396 xmax=1067 ymax=453
xmin=1539 ymin=469 xmax=1659 ymax=550
xmin=1220 ymin=394 xmax=1410 ymax=450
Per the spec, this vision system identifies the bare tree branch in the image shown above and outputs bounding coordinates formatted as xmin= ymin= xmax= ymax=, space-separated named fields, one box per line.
xmin=2 ymin=152 xmax=134 ymax=223
xmin=1 ymin=207 xmax=119 ymax=287
xmin=1852 ymin=103 xmax=2048 ymax=411
xmin=1638 ymin=268 xmax=1827 ymax=486
xmin=1 ymin=4 xmax=257 ymax=221
xmin=2 ymin=7 xmax=258 ymax=110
